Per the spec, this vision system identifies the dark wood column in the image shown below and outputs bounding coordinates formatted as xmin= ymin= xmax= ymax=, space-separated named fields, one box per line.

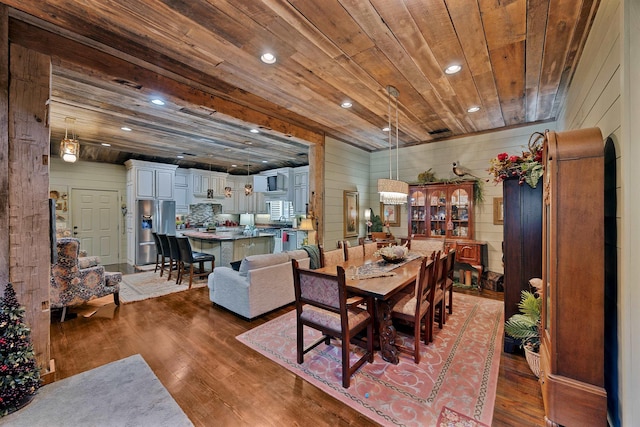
xmin=502 ymin=178 xmax=542 ymax=353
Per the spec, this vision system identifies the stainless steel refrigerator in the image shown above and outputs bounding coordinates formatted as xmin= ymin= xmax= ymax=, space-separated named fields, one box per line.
xmin=136 ymin=199 xmax=176 ymax=265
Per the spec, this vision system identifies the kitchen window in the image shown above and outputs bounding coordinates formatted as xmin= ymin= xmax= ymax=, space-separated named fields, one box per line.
xmin=268 ymin=200 xmax=293 ymax=221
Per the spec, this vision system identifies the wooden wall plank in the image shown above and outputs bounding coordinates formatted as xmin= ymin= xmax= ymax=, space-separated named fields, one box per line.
xmin=536 ymin=0 xmax=584 ymax=120
xmin=0 ymin=5 xmax=8 ymax=287
xmin=8 ymin=43 xmax=51 ymax=372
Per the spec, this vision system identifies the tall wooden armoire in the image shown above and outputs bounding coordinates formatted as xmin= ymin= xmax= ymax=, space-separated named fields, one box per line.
xmin=502 ymin=178 xmax=543 ymax=353
xmin=540 ymin=128 xmax=607 ymax=426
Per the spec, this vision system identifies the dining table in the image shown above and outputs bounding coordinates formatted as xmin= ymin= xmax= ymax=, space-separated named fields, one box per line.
xmin=314 ymin=253 xmax=423 ymax=364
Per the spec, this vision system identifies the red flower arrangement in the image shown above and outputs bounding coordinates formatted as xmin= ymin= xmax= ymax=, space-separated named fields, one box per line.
xmin=488 ymin=132 xmax=544 ymax=188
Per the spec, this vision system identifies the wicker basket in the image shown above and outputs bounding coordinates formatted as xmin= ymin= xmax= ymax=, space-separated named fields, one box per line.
xmin=524 ymin=345 xmax=541 ymax=378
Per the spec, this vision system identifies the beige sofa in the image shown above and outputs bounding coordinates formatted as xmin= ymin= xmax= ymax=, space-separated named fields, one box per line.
xmin=208 ymin=250 xmax=310 ymax=319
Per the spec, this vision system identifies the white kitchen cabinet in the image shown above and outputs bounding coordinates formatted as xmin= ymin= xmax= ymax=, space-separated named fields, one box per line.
xmin=174 ymin=169 xmax=190 ymax=213
xmin=221 ymin=175 xmax=267 ymax=214
xmin=293 ymin=166 xmax=309 ymax=214
xmin=125 ymin=159 xmax=178 ymax=200
xmin=254 ymin=191 xmax=267 ymax=213
xmin=191 ymin=169 xmax=227 ymax=199
xmin=221 ymin=179 xmax=235 ymax=213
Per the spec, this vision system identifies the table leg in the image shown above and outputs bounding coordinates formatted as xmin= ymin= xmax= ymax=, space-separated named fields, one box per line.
xmin=377 ymin=299 xmax=399 ymax=364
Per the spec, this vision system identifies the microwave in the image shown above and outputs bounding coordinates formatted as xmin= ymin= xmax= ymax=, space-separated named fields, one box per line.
xmin=267 ymin=174 xmax=286 ymax=192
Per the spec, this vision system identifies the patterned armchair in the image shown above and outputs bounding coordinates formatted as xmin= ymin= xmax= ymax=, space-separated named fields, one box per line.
xmin=50 ymin=238 xmax=121 ymax=321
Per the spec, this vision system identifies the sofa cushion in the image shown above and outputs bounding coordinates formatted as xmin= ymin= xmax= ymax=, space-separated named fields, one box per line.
xmin=239 ymin=252 xmax=291 ymax=277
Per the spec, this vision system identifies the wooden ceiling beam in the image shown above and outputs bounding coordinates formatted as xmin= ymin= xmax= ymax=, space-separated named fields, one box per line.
xmin=8 ymin=18 xmax=324 ymax=147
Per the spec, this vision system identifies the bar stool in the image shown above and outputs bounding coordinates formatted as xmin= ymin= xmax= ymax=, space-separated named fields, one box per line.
xmin=157 ymin=234 xmax=171 ymax=277
xmin=167 ymin=235 xmax=182 ymax=283
xmin=176 ymin=237 xmax=215 ymax=288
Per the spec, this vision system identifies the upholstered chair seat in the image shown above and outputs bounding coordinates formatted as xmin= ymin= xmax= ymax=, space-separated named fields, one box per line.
xmin=50 ymin=237 xmax=121 ymax=321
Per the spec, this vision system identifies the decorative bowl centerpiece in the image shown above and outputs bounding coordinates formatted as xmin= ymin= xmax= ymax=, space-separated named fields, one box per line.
xmin=375 ymin=244 xmax=409 ymax=263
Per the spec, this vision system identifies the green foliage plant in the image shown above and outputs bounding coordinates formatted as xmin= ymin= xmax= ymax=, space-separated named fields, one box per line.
xmin=504 ymin=290 xmax=542 ymax=352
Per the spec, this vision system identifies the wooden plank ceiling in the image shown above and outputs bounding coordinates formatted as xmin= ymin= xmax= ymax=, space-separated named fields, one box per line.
xmin=3 ymin=0 xmax=598 ymax=174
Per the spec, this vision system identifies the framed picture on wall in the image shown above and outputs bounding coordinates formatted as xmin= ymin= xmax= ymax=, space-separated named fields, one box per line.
xmin=380 ymin=203 xmax=401 ymax=226
xmin=493 ymin=197 xmax=504 ymax=225
xmin=343 ymin=191 xmax=359 ymax=238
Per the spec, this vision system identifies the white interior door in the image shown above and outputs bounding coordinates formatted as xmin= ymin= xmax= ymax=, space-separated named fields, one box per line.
xmin=71 ymin=189 xmax=120 ymax=265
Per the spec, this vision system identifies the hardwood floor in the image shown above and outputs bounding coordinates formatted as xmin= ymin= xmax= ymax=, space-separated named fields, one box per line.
xmin=49 ymin=284 xmax=544 ymax=426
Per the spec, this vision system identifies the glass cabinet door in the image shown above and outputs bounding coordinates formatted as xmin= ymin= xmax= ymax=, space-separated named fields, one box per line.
xmin=409 ymin=189 xmax=426 ymax=235
xmin=449 ymin=188 xmax=470 ymax=238
xmin=427 ymin=187 xmax=447 ymax=237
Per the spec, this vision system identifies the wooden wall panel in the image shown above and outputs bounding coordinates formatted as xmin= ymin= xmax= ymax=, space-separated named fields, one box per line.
xmin=8 ymin=43 xmax=51 ymax=372
xmin=0 ymin=6 xmax=8 ymax=287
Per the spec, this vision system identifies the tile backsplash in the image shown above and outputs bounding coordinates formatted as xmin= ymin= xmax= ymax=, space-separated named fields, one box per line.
xmin=187 ymin=203 xmax=223 ymax=225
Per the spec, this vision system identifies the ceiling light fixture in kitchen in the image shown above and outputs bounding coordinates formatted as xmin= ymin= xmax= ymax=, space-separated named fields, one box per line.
xmin=377 ymin=85 xmax=408 ymax=205
xmin=60 ymin=117 xmax=79 ymax=163
xmin=244 ymin=159 xmax=253 ymax=196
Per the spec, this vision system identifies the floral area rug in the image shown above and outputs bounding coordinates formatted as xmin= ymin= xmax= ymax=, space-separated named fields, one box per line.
xmin=119 ymin=271 xmax=207 ymax=303
xmin=236 ymin=293 xmax=503 ymax=427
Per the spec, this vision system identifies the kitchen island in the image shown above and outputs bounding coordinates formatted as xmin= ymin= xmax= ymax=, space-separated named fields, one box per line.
xmin=182 ymin=230 xmax=274 ymax=268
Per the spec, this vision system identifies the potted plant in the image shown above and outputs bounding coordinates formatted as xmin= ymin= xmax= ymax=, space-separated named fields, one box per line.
xmin=504 ymin=287 xmax=542 ymax=377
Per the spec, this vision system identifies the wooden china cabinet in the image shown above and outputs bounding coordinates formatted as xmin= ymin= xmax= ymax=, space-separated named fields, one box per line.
xmin=540 ymin=128 xmax=607 ymax=426
xmin=408 ymin=182 xmax=487 ymax=278
xmin=409 ymin=182 xmax=475 ymax=239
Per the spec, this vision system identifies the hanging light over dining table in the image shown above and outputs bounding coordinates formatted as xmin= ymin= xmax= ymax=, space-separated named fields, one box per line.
xmin=378 ymin=85 xmax=408 ymax=204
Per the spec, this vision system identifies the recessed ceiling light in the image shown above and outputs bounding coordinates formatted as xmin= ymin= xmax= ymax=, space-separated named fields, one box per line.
xmin=445 ymin=64 xmax=462 ymax=74
xmin=176 ymin=155 xmax=184 ymax=159
xmin=261 ymin=53 xmax=276 ymax=64
xmin=121 ymin=126 xmax=132 ymax=131
xmin=341 ymin=101 xmax=353 ymax=108
xmin=151 ymin=99 xmax=165 ymax=105
xmin=467 ymin=106 xmax=481 ymax=113
xmin=262 ymin=160 xmax=268 ymax=163
xmin=382 ymin=126 xmax=391 ymax=132
xmin=101 ymin=143 xmax=111 ymax=147
xmin=250 ymin=129 xmax=260 ymax=133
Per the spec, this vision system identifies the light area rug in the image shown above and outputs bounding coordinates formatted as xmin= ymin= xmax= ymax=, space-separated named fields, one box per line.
xmin=236 ymin=293 xmax=502 ymax=427
xmin=0 ymin=354 xmax=193 ymax=427
xmin=119 ymin=271 xmax=207 ymax=303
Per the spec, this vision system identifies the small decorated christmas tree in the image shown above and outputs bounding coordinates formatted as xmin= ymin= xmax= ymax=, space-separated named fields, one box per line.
xmin=0 ymin=283 xmax=40 ymax=417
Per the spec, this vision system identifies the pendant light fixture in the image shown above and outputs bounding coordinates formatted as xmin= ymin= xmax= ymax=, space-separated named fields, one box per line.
xmin=206 ymin=158 xmax=214 ymax=199
xmin=60 ymin=117 xmax=79 ymax=163
xmin=244 ymin=159 xmax=253 ymax=196
xmin=378 ymin=85 xmax=408 ymax=204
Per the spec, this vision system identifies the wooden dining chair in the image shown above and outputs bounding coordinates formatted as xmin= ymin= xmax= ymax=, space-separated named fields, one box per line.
xmin=345 ymin=243 xmax=364 ymax=263
xmin=444 ymin=249 xmax=456 ymax=315
xmin=427 ymin=250 xmax=446 ymax=342
xmin=319 ymin=245 xmax=345 ymax=269
xmin=363 ymin=241 xmax=378 ymax=259
xmin=390 ymin=256 xmax=436 ymax=363
xmin=291 ymin=259 xmax=374 ymax=388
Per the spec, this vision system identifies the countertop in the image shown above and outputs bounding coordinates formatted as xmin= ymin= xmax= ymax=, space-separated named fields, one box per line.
xmin=182 ymin=230 xmax=275 ymax=241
